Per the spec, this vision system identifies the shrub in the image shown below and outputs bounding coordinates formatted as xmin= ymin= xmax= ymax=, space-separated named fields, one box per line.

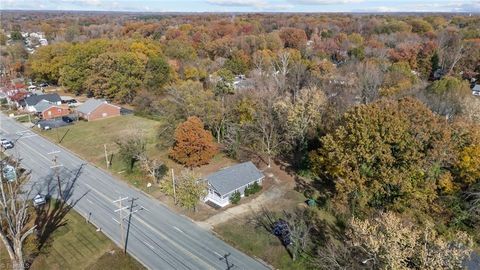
xmin=230 ymin=190 xmax=241 ymax=204
xmin=244 ymin=181 xmax=262 ymax=197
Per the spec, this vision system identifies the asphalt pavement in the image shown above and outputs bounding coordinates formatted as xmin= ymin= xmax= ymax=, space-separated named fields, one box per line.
xmin=0 ymin=113 xmax=270 ymax=270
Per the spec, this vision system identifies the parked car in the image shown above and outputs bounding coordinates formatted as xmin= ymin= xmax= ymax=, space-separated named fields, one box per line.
xmin=62 ymin=116 xmax=73 ymax=123
xmin=33 ymin=194 xmax=46 ymax=207
xmin=0 ymin=138 xmax=14 ymax=150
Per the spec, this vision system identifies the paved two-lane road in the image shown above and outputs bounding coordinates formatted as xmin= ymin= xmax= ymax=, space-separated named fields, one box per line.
xmin=0 ymin=113 xmax=269 ymax=270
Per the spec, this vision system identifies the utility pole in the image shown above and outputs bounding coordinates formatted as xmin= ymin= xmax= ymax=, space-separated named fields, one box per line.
xmin=104 ymin=144 xmax=110 ymax=169
xmin=113 ymin=196 xmax=143 ymax=254
xmin=113 ymin=196 xmax=128 ymax=252
xmin=171 ymin=169 xmax=176 ymax=204
xmin=48 ymin=150 xmax=63 ymax=200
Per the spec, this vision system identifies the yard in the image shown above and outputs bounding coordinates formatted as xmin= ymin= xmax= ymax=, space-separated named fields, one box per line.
xmin=40 ymin=115 xmax=165 ymax=189
xmin=213 ymin=188 xmax=314 ymax=270
xmin=0 ymin=204 xmax=144 ymax=270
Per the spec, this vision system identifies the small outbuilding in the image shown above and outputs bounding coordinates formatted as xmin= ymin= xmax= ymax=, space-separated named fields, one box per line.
xmin=76 ymin=99 xmax=121 ymax=121
xmin=204 ymin=161 xmax=264 ymax=207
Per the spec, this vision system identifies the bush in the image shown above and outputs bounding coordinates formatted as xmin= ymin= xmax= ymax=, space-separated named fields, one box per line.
xmin=230 ymin=191 xmax=241 ymax=204
xmin=244 ymin=181 xmax=262 ymax=197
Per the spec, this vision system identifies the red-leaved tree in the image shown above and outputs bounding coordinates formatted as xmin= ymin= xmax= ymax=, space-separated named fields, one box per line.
xmin=170 ymin=116 xmax=218 ymax=167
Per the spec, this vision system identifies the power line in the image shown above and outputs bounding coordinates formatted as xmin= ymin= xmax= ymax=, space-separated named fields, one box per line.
xmin=112 ymin=196 xmax=143 ymax=254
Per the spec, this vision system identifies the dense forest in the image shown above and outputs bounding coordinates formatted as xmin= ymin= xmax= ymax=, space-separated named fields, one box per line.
xmin=1 ymin=11 xmax=480 ymax=269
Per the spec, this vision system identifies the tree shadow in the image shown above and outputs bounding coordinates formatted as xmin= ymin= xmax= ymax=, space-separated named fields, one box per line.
xmin=33 ymin=163 xmax=88 ymax=251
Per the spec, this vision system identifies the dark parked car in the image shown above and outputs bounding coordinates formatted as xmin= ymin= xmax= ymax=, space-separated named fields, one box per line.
xmin=62 ymin=116 xmax=73 ymax=123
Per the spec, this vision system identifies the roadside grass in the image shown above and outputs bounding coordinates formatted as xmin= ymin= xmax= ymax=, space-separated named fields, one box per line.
xmin=215 ymin=219 xmax=308 ymax=270
xmin=87 ymin=248 xmax=146 ymax=270
xmin=1 ymin=204 xmax=144 ymax=270
xmin=213 ymin=189 xmax=314 ymax=270
xmin=15 ymin=114 xmax=31 ymax=123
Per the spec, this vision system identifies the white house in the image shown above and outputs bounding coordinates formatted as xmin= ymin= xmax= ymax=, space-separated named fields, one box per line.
xmin=24 ymin=93 xmax=62 ymax=112
xmin=204 ymin=161 xmax=264 ymax=207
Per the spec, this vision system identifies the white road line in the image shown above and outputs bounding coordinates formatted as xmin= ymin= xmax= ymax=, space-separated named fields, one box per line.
xmin=17 ymin=139 xmax=51 ymax=162
xmin=173 ymin=226 xmax=184 ymax=234
xmin=134 ymin=216 xmax=216 ymax=269
xmin=144 ymin=242 xmax=155 ymax=250
xmin=20 ymin=134 xmax=38 ymax=139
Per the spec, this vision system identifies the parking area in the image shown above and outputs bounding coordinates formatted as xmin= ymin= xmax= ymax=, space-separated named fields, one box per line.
xmin=37 ymin=118 xmax=73 ymax=130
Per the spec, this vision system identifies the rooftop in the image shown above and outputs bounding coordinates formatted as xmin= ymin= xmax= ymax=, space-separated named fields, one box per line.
xmin=76 ymin=98 xmax=119 ymax=114
xmin=205 ymin=161 xmax=264 ymax=196
xmin=24 ymin=93 xmax=61 ymax=106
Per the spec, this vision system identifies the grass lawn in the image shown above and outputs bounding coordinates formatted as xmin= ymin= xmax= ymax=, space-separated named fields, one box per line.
xmin=15 ymin=114 xmax=31 ymax=123
xmin=40 ymin=115 xmax=162 ymax=189
xmin=215 ymin=219 xmax=308 ymax=270
xmin=1 ymin=206 xmax=144 ymax=270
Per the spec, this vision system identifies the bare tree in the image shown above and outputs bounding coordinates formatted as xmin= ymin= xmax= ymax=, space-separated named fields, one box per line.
xmin=356 ymin=60 xmax=383 ymax=104
xmin=272 ymin=49 xmax=291 ymax=92
xmin=136 ymin=153 xmax=165 ymax=184
xmin=251 ymin=99 xmax=283 ymax=168
xmin=274 ymin=86 xmax=327 ymax=151
xmin=438 ymin=29 xmax=464 ymax=74
xmin=283 ymin=209 xmax=314 ymax=261
xmin=0 ymin=159 xmax=36 ymax=270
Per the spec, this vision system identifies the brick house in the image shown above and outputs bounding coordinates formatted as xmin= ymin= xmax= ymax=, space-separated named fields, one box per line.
xmin=76 ymin=99 xmax=121 ymax=121
xmin=36 ymin=102 xmax=70 ymax=119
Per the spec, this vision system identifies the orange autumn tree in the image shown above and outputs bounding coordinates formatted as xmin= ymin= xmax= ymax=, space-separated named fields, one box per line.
xmin=170 ymin=116 xmax=218 ymax=167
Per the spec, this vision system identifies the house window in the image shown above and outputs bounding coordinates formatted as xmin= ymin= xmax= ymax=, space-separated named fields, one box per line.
xmin=48 ymin=111 xmax=52 ymax=116
xmin=102 ymin=112 xmax=108 ymax=117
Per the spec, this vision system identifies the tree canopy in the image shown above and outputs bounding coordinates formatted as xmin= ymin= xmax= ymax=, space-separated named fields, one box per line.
xmin=170 ymin=116 xmax=218 ymax=167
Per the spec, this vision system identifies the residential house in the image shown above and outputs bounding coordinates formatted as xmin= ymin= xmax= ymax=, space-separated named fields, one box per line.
xmin=204 ymin=161 xmax=264 ymax=207
xmin=23 ymin=93 xmax=61 ymax=112
xmin=6 ymin=91 xmax=28 ymax=107
xmin=76 ymin=99 xmax=121 ymax=121
xmin=34 ymin=100 xmax=70 ymax=120
xmin=473 ymin=84 xmax=480 ymax=96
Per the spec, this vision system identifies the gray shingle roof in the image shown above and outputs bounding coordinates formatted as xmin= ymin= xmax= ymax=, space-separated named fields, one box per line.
xmin=473 ymin=84 xmax=480 ymax=91
xmin=25 ymin=93 xmax=61 ymax=106
xmin=33 ymin=100 xmax=54 ymax=112
xmin=76 ymin=99 xmax=107 ymax=114
xmin=206 ymin=161 xmax=264 ymax=196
